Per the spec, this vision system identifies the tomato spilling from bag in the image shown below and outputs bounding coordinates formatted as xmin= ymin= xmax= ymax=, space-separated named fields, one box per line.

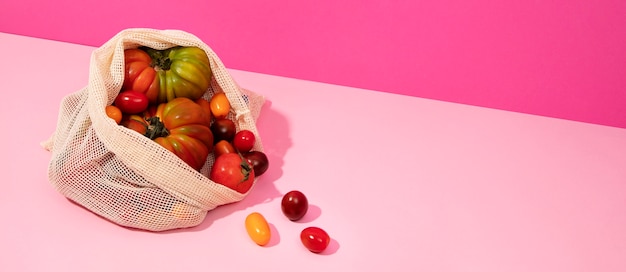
xmin=123 ymin=47 xmax=212 ymax=104
xmin=210 ymin=153 xmax=255 ymax=194
xmin=135 ymin=97 xmax=214 ymax=171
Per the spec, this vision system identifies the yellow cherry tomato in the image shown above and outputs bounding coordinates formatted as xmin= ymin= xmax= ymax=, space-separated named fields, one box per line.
xmin=209 ymin=92 xmax=231 ymax=119
xmin=245 ymin=212 xmax=271 ymax=246
xmin=170 ymin=202 xmax=194 ymax=221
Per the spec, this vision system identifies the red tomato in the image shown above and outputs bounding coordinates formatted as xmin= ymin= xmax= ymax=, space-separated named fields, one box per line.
xmin=233 ymin=129 xmax=256 ymax=153
xmin=210 ymin=153 xmax=255 ymax=194
xmin=114 ymin=90 xmax=149 ymax=114
xmin=300 ymin=227 xmax=330 ymax=253
xmin=281 ymin=190 xmax=308 ymax=221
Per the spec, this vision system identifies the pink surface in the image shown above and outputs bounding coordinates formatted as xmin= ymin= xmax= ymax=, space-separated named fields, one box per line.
xmin=2 ymin=32 xmax=626 ymax=271
xmin=1 ymin=1 xmax=626 ymax=128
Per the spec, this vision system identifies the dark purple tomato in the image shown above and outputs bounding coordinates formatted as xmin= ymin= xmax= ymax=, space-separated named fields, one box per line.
xmin=281 ymin=190 xmax=308 ymax=221
xmin=243 ymin=151 xmax=269 ymax=176
xmin=210 ymin=118 xmax=236 ymax=143
xmin=300 ymin=227 xmax=330 ymax=253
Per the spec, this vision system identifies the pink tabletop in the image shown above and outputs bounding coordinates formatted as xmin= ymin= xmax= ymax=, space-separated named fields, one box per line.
xmin=1 ymin=32 xmax=625 ymax=271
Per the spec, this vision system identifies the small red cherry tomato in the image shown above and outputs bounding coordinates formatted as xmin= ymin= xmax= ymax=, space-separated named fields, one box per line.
xmin=281 ymin=190 xmax=308 ymax=221
xmin=233 ymin=129 xmax=256 ymax=153
xmin=300 ymin=227 xmax=330 ymax=253
xmin=114 ymin=90 xmax=149 ymax=114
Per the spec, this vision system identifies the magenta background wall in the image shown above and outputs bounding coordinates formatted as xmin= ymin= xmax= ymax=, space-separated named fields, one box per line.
xmin=2 ymin=1 xmax=625 ymax=128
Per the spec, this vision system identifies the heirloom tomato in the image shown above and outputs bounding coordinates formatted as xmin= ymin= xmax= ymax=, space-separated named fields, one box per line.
xmin=210 ymin=153 xmax=255 ymax=194
xmin=144 ymin=97 xmax=214 ymax=171
xmin=143 ymin=46 xmax=212 ymax=103
xmin=123 ymin=46 xmax=212 ymax=104
xmin=123 ymin=49 xmax=160 ymax=104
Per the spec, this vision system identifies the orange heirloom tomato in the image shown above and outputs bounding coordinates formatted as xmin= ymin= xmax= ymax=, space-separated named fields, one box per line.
xmin=105 ymin=105 xmax=123 ymax=124
xmin=209 ymin=92 xmax=231 ymax=119
xmin=123 ymin=49 xmax=160 ymax=104
xmin=144 ymin=97 xmax=214 ymax=170
xmin=245 ymin=212 xmax=271 ymax=246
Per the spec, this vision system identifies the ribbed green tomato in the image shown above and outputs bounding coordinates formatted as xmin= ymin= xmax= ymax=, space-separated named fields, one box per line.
xmin=143 ymin=46 xmax=212 ymax=103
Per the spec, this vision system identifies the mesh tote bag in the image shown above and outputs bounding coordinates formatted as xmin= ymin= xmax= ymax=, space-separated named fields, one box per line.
xmin=42 ymin=28 xmax=265 ymax=231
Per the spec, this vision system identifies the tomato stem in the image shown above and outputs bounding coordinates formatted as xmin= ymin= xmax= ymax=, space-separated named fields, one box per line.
xmin=144 ymin=116 xmax=169 ymax=139
xmin=239 ymin=153 xmax=253 ymax=182
xmin=141 ymin=46 xmax=173 ymax=71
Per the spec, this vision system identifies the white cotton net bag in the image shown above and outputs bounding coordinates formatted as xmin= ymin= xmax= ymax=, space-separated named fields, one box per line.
xmin=42 ymin=28 xmax=265 ymax=231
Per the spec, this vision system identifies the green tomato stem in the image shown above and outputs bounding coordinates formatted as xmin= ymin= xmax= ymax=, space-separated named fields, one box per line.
xmin=144 ymin=116 xmax=169 ymax=139
xmin=141 ymin=46 xmax=175 ymax=71
xmin=239 ymin=153 xmax=253 ymax=182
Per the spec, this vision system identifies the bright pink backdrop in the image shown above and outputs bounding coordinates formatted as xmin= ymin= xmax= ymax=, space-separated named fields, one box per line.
xmin=1 ymin=0 xmax=625 ymax=128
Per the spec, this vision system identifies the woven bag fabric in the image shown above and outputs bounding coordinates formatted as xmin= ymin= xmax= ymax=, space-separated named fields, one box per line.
xmin=42 ymin=28 xmax=265 ymax=231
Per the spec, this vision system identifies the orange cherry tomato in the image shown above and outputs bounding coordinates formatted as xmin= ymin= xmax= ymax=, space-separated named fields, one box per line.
xmin=209 ymin=92 xmax=231 ymax=119
xmin=214 ymin=140 xmax=236 ymax=158
xmin=105 ymin=105 xmax=123 ymax=124
xmin=245 ymin=212 xmax=271 ymax=246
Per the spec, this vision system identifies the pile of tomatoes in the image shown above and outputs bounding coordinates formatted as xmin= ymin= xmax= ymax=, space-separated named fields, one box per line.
xmin=245 ymin=190 xmax=332 ymax=254
xmin=105 ymin=46 xmax=268 ymax=194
